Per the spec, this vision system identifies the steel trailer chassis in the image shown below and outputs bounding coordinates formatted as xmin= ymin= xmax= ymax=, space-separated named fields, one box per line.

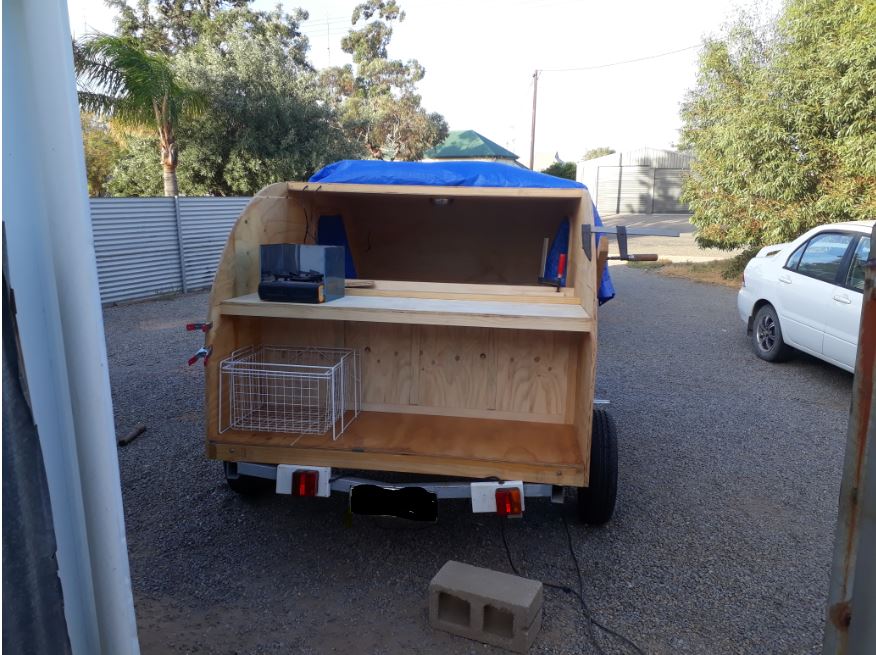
xmin=228 ymin=461 xmax=562 ymax=502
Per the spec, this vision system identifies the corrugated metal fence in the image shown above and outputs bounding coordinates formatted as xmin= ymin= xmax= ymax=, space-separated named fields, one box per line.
xmin=578 ymin=148 xmax=693 ymax=216
xmin=90 ymin=196 xmax=250 ymax=303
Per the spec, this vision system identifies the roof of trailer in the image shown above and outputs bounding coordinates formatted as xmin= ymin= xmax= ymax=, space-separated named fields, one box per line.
xmin=308 ymin=159 xmax=585 ymax=189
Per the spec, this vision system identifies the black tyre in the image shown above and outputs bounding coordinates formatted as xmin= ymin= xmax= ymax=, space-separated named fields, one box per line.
xmin=576 ymin=409 xmax=618 ymax=525
xmin=752 ymin=304 xmax=793 ymax=362
xmin=224 ymin=462 xmax=271 ymax=496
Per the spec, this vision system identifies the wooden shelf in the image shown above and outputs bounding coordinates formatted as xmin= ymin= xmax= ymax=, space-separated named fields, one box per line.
xmin=220 ymin=293 xmax=592 ymax=332
xmin=208 ymin=411 xmax=587 ymax=485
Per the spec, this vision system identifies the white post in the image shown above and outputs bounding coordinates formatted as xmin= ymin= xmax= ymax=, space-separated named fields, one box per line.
xmin=3 ymin=1 xmax=140 ymax=653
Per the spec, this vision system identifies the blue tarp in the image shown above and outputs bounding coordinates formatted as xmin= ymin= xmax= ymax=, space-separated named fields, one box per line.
xmin=317 ymin=215 xmax=358 ymax=278
xmin=309 ymin=160 xmax=615 ymax=303
xmin=311 ymin=159 xmax=584 ymax=189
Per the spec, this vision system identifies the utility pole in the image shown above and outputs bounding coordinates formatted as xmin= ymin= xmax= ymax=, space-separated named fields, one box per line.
xmin=529 ymin=69 xmax=539 ymax=170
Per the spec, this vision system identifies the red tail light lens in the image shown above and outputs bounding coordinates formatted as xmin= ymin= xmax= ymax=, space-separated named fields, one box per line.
xmin=292 ymin=470 xmax=319 ymax=497
xmin=495 ymin=488 xmax=523 ymax=516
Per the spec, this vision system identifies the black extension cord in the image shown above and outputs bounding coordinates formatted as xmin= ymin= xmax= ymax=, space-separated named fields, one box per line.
xmin=499 ymin=512 xmax=647 ymax=655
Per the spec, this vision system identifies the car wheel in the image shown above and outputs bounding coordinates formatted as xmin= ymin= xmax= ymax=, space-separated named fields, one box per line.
xmin=752 ymin=304 xmax=793 ymax=362
xmin=576 ymin=409 xmax=618 ymax=525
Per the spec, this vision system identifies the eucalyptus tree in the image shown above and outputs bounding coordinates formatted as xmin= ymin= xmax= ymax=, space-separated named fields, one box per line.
xmin=319 ymin=1 xmax=447 ymax=160
xmin=680 ymin=0 xmax=876 ymax=250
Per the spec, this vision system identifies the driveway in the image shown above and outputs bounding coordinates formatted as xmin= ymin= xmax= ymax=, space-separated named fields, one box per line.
xmin=104 ymin=266 xmax=851 ymax=654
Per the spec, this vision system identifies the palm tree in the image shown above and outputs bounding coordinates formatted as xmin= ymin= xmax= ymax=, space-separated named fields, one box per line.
xmin=74 ymin=34 xmax=204 ymax=196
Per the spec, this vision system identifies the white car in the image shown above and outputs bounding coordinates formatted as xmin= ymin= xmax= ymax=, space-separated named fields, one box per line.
xmin=737 ymin=220 xmax=873 ymax=372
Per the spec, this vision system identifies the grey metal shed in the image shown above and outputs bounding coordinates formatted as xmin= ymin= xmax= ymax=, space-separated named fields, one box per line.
xmin=577 ymin=148 xmax=692 ymax=215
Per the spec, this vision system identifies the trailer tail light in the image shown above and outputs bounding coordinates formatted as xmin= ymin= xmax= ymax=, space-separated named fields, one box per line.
xmin=471 ymin=481 xmax=525 ymax=514
xmin=276 ymin=465 xmax=331 ymax=496
xmin=495 ymin=488 xmax=523 ymax=517
xmin=292 ymin=470 xmax=319 ymax=497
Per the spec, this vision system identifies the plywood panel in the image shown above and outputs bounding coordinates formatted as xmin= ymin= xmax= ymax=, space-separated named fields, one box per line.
xmin=418 ymin=326 xmax=496 ymax=410
xmin=210 ymin=410 xmax=584 ymax=468
xmin=219 ymin=293 xmax=593 ymax=332
xmin=358 ymin=403 xmax=566 ymax=424
xmin=573 ymin=333 xmax=595 ymax=485
xmin=347 ymin=280 xmax=580 ymax=304
xmin=495 ymin=330 xmax=574 ymax=417
xmin=257 ymin=317 xmax=345 ymax=348
xmin=205 ymin=183 xmax=296 ymax=441
xmin=209 ymin=442 xmax=584 ymax=486
xmin=343 ymin=196 xmax=578 ymax=285
xmin=345 ymin=322 xmax=415 ymax=405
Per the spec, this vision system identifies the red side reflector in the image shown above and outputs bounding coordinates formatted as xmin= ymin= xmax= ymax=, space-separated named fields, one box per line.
xmin=292 ymin=470 xmax=319 ymax=497
xmin=557 ymin=253 xmax=567 ymax=278
xmin=495 ymin=488 xmax=523 ymax=516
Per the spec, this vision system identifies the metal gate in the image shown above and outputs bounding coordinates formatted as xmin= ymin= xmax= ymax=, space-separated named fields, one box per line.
xmin=653 ymin=169 xmax=689 ymax=213
xmin=595 ymin=166 xmax=652 ymax=214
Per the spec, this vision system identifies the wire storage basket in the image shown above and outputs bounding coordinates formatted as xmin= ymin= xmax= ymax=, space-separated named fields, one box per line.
xmin=219 ymin=346 xmax=360 ymax=440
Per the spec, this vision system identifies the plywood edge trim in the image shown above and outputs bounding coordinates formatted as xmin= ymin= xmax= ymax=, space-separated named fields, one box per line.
xmin=352 ymin=280 xmax=578 ymax=298
xmin=219 ymin=301 xmax=593 ymax=332
xmin=288 ymin=182 xmax=585 ymax=199
xmin=347 ymin=289 xmax=581 ymax=305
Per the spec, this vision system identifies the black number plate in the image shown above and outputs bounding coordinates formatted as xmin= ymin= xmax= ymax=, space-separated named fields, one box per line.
xmin=349 ymin=485 xmax=438 ymax=522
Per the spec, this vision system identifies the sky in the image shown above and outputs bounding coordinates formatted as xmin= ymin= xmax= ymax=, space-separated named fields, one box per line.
xmin=66 ymin=0 xmax=782 ymax=168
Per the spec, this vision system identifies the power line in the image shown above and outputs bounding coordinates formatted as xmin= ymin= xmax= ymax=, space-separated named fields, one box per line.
xmin=528 ymin=42 xmax=701 ymax=167
xmin=301 ymin=15 xmax=353 ymax=28
xmin=539 ymin=43 xmax=701 ymax=73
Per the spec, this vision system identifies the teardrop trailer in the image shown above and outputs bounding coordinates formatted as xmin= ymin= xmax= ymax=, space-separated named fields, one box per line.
xmin=192 ymin=160 xmax=667 ymax=524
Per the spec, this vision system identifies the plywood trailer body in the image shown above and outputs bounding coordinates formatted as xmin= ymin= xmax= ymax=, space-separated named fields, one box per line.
xmin=201 ymin=172 xmax=614 ymax=521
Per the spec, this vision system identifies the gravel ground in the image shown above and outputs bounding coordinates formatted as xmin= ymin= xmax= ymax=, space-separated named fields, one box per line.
xmin=104 ymin=265 xmax=853 ymax=654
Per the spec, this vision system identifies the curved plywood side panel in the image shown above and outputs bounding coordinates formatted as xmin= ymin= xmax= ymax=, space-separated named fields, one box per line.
xmin=204 ymin=181 xmax=303 ymax=440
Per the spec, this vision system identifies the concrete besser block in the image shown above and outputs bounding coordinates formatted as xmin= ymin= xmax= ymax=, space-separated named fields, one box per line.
xmin=429 ymin=560 xmax=543 ymax=653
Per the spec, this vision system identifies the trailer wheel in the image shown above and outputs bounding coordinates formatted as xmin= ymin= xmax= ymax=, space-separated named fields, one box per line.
xmin=224 ymin=462 xmax=271 ymax=496
xmin=576 ymin=409 xmax=618 ymax=525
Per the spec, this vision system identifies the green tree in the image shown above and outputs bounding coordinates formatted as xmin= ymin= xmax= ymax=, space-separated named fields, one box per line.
xmin=172 ymin=10 xmax=361 ymax=194
xmin=540 ymin=161 xmax=576 ymax=180
xmin=582 ymin=147 xmax=615 ymax=161
xmin=106 ymin=0 xmax=302 ymax=56
xmin=680 ymin=0 xmax=876 ymax=250
xmin=320 ymin=1 xmax=447 ymax=160
xmin=80 ymin=112 xmax=123 ymax=196
xmin=107 ymin=136 xmax=164 ymax=196
xmin=74 ymin=34 xmax=205 ymax=195
xmin=106 ymin=9 xmax=361 ymax=196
